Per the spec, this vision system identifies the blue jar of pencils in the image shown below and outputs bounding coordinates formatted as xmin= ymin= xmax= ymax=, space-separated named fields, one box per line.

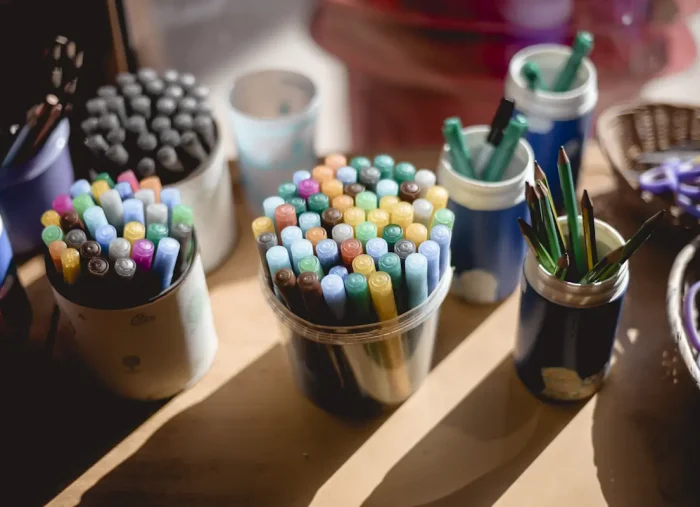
xmin=505 ymin=39 xmax=598 ymax=210
xmin=438 ymin=125 xmax=534 ymax=303
xmin=0 ymin=119 xmax=74 ymax=255
xmin=515 ymin=218 xmax=628 ymax=401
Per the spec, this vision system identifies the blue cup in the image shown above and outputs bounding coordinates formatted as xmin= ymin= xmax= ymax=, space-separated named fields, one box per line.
xmin=0 ymin=119 xmax=74 ymax=255
xmin=438 ymin=125 xmax=534 ymax=304
xmin=515 ymin=218 xmax=628 ymax=401
xmin=505 ymin=44 xmax=598 ymax=209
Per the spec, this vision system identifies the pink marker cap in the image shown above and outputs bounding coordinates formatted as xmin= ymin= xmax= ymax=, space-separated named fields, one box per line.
xmin=117 ymin=170 xmax=140 ymax=193
xmin=298 ymin=178 xmax=320 ymax=200
xmin=131 ymin=238 xmax=155 ymax=271
xmin=52 ymin=194 xmax=74 ymax=215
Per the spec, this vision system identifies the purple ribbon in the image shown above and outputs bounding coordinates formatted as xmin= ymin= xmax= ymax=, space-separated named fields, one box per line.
xmin=683 ymin=279 xmax=700 ymax=351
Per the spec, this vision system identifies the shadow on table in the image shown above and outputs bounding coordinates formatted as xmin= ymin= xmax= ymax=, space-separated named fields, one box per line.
xmin=590 ymin=191 xmax=700 ymax=507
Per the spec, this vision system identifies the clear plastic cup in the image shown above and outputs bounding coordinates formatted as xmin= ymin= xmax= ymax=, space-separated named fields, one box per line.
xmin=263 ymin=264 xmax=453 ymax=417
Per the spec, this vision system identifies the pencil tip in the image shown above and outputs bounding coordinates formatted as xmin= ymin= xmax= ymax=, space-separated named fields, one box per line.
xmin=558 ymin=147 xmax=569 ymax=165
xmin=558 ymin=254 xmax=570 ymax=268
xmin=534 ymin=161 xmax=546 ymax=179
xmin=582 ymin=189 xmax=591 ymax=207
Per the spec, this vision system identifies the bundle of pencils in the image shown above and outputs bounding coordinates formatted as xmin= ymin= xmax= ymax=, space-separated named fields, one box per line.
xmin=253 ymin=154 xmax=454 ymax=326
xmin=81 ymin=68 xmax=215 ymax=186
xmin=0 ymin=36 xmax=84 ymax=169
xmin=41 ymin=172 xmax=195 ymax=309
xmin=443 ymin=99 xmax=528 ymax=182
xmin=519 ymin=147 xmax=664 ymax=284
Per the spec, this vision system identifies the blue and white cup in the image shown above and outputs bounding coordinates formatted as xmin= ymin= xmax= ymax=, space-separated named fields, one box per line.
xmin=438 ymin=125 xmax=534 ymax=304
xmin=505 ymin=44 xmax=598 ymax=210
xmin=229 ymin=69 xmax=319 ymax=213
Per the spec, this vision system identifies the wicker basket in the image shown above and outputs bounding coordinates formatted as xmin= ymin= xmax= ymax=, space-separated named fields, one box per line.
xmin=667 ymin=234 xmax=700 ymax=389
xmin=597 ymin=102 xmax=700 ymax=232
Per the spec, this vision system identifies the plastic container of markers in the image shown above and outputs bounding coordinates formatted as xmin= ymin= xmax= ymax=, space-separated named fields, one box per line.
xmin=515 ymin=218 xmax=628 ymax=402
xmin=438 ymin=125 xmax=534 ymax=304
xmin=505 ymin=44 xmax=598 ymax=210
xmin=170 ymin=118 xmax=236 ymax=273
xmin=0 ymin=119 xmax=74 ymax=255
xmin=263 ymin=264 xmax=453 ymax=417
xmin=47 ymin=233 xmax=219 ymax=401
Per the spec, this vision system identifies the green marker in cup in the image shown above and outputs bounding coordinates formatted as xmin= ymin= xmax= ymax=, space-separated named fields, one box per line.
xmin=521 ymin=61 xmax=547 ymax=92
xmin=552 ymin=31 xmax=594 ymax=93
xmin=481 ymin=114 xmax=528 ymax=183
xmin=442 ymin=117 xmax=475 ymax=180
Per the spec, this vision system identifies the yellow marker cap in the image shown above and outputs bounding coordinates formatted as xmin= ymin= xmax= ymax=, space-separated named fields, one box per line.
xmin=367 ymin=209 xmax=390 ymax=238
xmin=49 ymin=240 xmax=67 ymax=272
xmin=91 ymin=180 xmax=110 ymax=205
xmin=344 ymin=207 xmax=365 ymax=231
xmin=324 ymin=153 xmax=347 ymax=173
xmin=312 ymin=165 xmax=334 ymax=184
xmin=251 ymin=216 xmax=275 ymax=238
xmin=41 ymin=209 xmax=61 ymax=228
xmin=368 ymin=271 xmax=398 ymax=321
xmin=321 ymin=179 xmax=344 ymax=201
xmin=352 ymin=254 xmax=376 ymax=278
xmin=405 ymin=223 xmax=428 ymax=248
xmin=391 ymin=201 xmax=414 ymax=231
xmin=124 ymin=221 xmax=146 ymax=246
xmin=332 ymin=194 xmax=354 ymax=213
xmin=379 ymin=195 xmax=400 ymax=214
xmin=426 ymin=185 xmax=449 ymax=210
xmin=306 ymin=226 xmax=327 ymax=250
xmin=61 ymin=248 xmax=80 ymax=284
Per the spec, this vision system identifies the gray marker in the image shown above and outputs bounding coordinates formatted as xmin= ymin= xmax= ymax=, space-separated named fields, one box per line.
xmin=137 ymin=68 xmax=158 ymax=84
xmin=105 ymin=143 xmax=129 ymax=169
xmin=157 ymin=145 xmax=185 ymax=173
xmin=145 ymin=79 xmax=165 ymax=99
xmin=195 ymin=102 xmax=212 ymax=115
xmin=97 ymin=85 xmax=118 ymax=98
xmin=173 ymin=113 xmax=193 ymax=133
xmin=136 ymin=157 xmax=157 ymax=179
xmin=131 ymin=96 xmax=152 ymax=119
xmin=65 ymin=229 xmax=87 ymax=250
xmin=137 ymin=132 xmax=158 ymax=156
xmin=164 ymin=85 xmax=184 ymax=101
xmin=193 ymin=114 xmax=216 ymax=151
xmin=105 ymin=95 xmax=128 ymax=124
xmin=106 ymin=128 xmax=126 ymax=146
xmin=178 ymin=96 xmax=198 ymax=115
xmin=156 ymin=97 xmax=177 ymax=116
xmin=181 ymin=130 xmax=208 ymax=164
xmin=151 ymin=116 xmax=171 ymax=135
xmin=191 ymin=85 xmax=210 ymax=102
xmin=116 ymin=72 xmax=137 ymax=88
xmin=81 ymin=117 xmax=99 ymax=136
xmin=160 ymin=128 xmax=181 ymax=148
xmin=122 ymin=82 xmax=143 ymax=101
xmin=86 ymin=97 xmax=108 ymax=116
xmin=85 ymin=134 xmax=109 ymax=156
xmin=179 ymin=73 xmax=196 ymax=91
xmin=109 ymin=238 xmax=131 ymax=263
xmin=125 ymin=116 xmax=147 ymax=138
xmin=163 ymin=69 xmax=179 ymax=85
xmin=98 ymin=113 xmax=120 ymax=133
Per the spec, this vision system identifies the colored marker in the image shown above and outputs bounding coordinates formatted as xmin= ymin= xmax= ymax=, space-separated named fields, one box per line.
xmin=373 ymin=154 xmax=394 ymax=180
xmin=147 ymin=203 xmax=169 ymax=227
xmin=340 ymin=238 xmax=363 ymax=270
xmin=280 ymin=225 xmax=303 ymax=257
xmin=70 ymin=179 xmax=91 ymax=198
xmin=308 ymin=192 xmax=330 ymax=214
xmin=41 ymin=210 xmax=61 ymax=228
xmin=394 ymin=162 xmax=416 ymax=185
xmin=345 ymin=272 xmax=373 ymax=324
xmin=343 ymin=207 xmax=365 ymax=232
xmin=399 ymin=182 xmax=421 ymax=203
xmin=263 ymin=196 xmax=285 ymax=225
xmin=48 ymin=240 xmax=67 ymax=272
xmin=431 ymin=208 xmax=455 ymax=230
xmin=83 ymin=206 xmax=108 ymax=239
xmin=61 ymin=248 xmax=80 ymax=284
xmin=291 ymin=239 xmax=314 ymax=275
xmin=350 ymin=156 xmax=372 ymax=173
xmin=356 ymin=191 xmax=378 ymax=212
xmin=91 ymin=180 xmax=110 ymax=205
xmin=293 ymin=170 xmax=311 ymax=187
xmin=366 ymin=237 xmax=388 ymax=268
xmin=321 ymin=179 xmax=344 ymax=201
xmin=474 ymin=98 xmax=516 ymax=175
xmin=344 ymin=183 xmax=366 ymax=200
xmin=61 ymin=211 xmax=83 ymax=233
xmin=298 ymin=272 xmax=328 ymax=324
xmin=117 ymin=169 xmax=140 ymax=193
xmin=124 ymin=221 xmax=146 ymax=247
xmin=481 ymin=114 xmax=528 ymax=183
xmin=94 ymin=172 xmax=115 ymax=188
xmin=376 ymin=179 xmax=399 ymax=201
xmin=329 ymin=265 xmax=348 ymax=281
xmin=278 ymin=181 xmax=298 ymax=201
xmin=331 ymin=223 xmax=354 ymax=247
xmin=123 ymin=198 xmax=145 ymax=226
xmin=367 ymin=209 xmax=390 ymax=237
xmin=299 ymin=212 xmax=321 ymax=236
xmin=95 ymin=224 xmax=117 ymax=256
xmin=298 ymin=179 xmax=320 ymax=200
xmin=414 ymin=169 xmax=436 ymax=197
xmin=382 ymin=224 xmax=403 ymax=252
xmin=306 ymin=227 xmax=327 ymax=252
xmin=405 ymin=253 xmax=428 ymax=309
xmin=521 ymin=62 xmax=547 ymax=92
xmin=147 ymin=223 xmax=169 ymax=246
xmin=134 ymin=188 xmax=156 ymax=209
xmin=109 ymin=237 xmax=131 ymax=262
xmin=325 ymin=154 xmax=347 ymax=173
xmin=316 ymin=238 xmax=340 ymax=273
xmin=286 ymin=196 xmax=307 ymax=217
xmin=160 ymin=187 xmax=181 ymax=227
xmin=356 ymin=221 xmax=378 ymax=248
xmin=321 ymin=208 xmax=343 ymax=237
xmin=52 ymin=194 xmax=73 ymax=215
xmin=426 ymin=185 xmax=448 ymax=211
xmin=321 ymin=274 xmax=347 ymax=322
xmin=115 ymin=181 xmax=134 ymax=200
xmin=359 ymin=166 xmax=381 ymax=192
xmin=378 ymin=252 xmax=402 ymax=302
xmin=336 ymin=166 xmax=357 ymax=185
xmin=368 ymin=271 xmax=398 ymax=321
xmin=171 ymin=222 xmax=193 ymax=273
xmin=298 ymin=255 xmax=325 ymax=280
xmin=42 ymin=225 xmax=63 ymax=247
xmin=391 ymin=201 xmax=414 ymax=231
xmin=379 ymin=195 xmax=400 ymax=214
xmin=274 ymin=268 xmax=305 ymax=315
xmin=419 ymin=240 xmax=440 ymax=294
xmin=412 ymin=199 xmax=434 ymax=229
xmin=430 ymin=224 xmax=452 ymax=278
xmin=72 ymin=194 xmax=96 ymax=222
xmin=65 ymin=229 xmax=87 ymax=251
xmin=405 ymin=223 xmax=428 ymax=248
xmin=352 ymin=254 xmax=376 ymax=279
xmin=99 ymin=189 xmax=124 ymax=231
xmin=552 ymin=31 xmax=594 ymax=92
xmin=79 ymin=241 xmax=101 ymax=271
xmin=442 ymin=117 xmax=475 ymax=179
xmin=275 ymin=203 xmax=298 ymax=234
xmin=172 ymin=204 xmax=194 ymax=227
xmin=140 ymin=176 xmax=162 ymax=202
xmin=153 ymin=237 xmax=180 ymax=289
xmin=332 ymin=195 xmax=354 ymax=214
xmin=312 ymin=165 xmax=334 ymax=184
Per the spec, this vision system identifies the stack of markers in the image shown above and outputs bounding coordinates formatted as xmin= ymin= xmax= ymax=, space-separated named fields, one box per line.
xmin=253 ymin=153 xmax=454 ymax=326
xmin=519 ymin=147 xmax=664 ymax=284
xmin=521 ymin=31 xmax=593 ymax=92
xmin=443 ymin=98 xmax=528 ymax=182
xmin=81 ymin=68 xmax=215 ymax=185
xmin=40 ymin=171 xmax=195 ymax=308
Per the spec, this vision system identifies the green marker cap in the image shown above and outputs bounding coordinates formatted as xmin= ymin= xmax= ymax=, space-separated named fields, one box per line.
xmin=278 ymin=181 xmax=298 ymax=201
xmin=394 ymin=162 xmax=416 ymax=185
xmin=355 ymin=221 xmax=378 ymax=247
xmin=286 ymin=196 xmax=306 ymax=217
xmin=350 ymin=156 xmax=372 ymax=172
xmin=298 ymin=255 xmax=324 ymax=279
xmin=94 ymin=172 xmax=115 ymax=188
xmin=373 ymin=154 xmax=394 ymax=180
xmin=42 ymin=225 xmax=64 ymax=246
xmin=355 ymin=191 xmax=378 ymax=212
xmin=72 ymin=194 xmax=96 ymax=221
xmin=382 ymin=224 xmax=403 ymax=248
xmin=508 ymin=114 xmax=529 ymax=136
xmin=431 ymin=208 xmax=455 ymax=230
xmin=378 ymin=252 xmax=402 ymax=290
xmin=147 ymin=223 xmax=169 ymax=246
xmin=572 ymin=31 xmax=594 ymax=56
xmin=307 ymin=192 xmax=330 ymax=214
xmin=172 ymin=204 xmax=194 ymax=227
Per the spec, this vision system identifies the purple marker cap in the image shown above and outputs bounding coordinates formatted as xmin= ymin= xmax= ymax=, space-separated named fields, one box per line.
xmin=52 ymin=194 xmax=74 ymax=215
xmin=298 ymin=178 xmax=320 ymax=201
xmin=132 ymin=238 xmax=155 ymax=271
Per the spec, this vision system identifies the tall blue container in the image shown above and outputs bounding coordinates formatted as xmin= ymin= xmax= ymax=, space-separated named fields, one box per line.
xmin=0 ymin=119 xmax=74 ymax=255
xmin=438 ymin=125 xmax=534 ymax=304
xmin=505 ymin=44 xmax=598 ymax=210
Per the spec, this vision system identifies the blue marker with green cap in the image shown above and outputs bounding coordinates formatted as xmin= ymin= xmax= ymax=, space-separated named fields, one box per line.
xmin=552 ymin=31 xmax=594 ymax=92
xmin=481 ymin=114 xmax=528 ymax=183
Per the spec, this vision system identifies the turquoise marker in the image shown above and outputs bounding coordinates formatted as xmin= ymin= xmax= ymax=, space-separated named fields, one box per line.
xmin=345 ymin=272 xmax=373 ymax=324
xmin=286 ymin=196 xmax=306 ymax=217
xmin=263 ymin=196 xmax=285 ymax=226
xmin=376 ymin=179 xmax=399 ymax=201
xmin=298 ymin=212 xmax=321 ymax=236
xmin=83 ymin=206 xmax=109 ymax=239
xmin=278 ymin=182 xmax=298 ymax=201
xmin=481 ymin=114 xmax=528 ymax=183
xmin=442 ymin=117 xmax=475 ymax=179
xmin=405 ymin=253 xmax=428 ymax=310
xmin=378 ymin=252 xmax=402 ymax=303
xmin=394 ymin=162 xmax=416 ymax=185
xmin=308 ymin=193 xmax=330 ymax=214
xmin=552 ymin=31 xmax=594 ymax=92
xmin=521 ymin=61 xmax=547 ymax=92
xmin=281 ymin=225 xmax=303 ymax=257
xmin=373 ymin=154 xmax=394 ymax=180
xmin=350 ymin=156 xmax=372 ymax=173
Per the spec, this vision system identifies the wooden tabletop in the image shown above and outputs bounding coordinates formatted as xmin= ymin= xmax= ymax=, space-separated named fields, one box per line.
xmin=6 ymin=144 xmax=699 ymax=507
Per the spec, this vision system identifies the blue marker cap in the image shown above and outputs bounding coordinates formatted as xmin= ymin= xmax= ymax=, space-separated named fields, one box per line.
xmin=405 ymin=252 xmax=428 ymax=310
xmin=123 ymin=198 xmax=145 ymax=225
xmin=336 ymin=166 xmax=358 ymax=185
xmin=366 ymin=237 xmax=388 ymax=268
xmin=430 ymin=224 xmax=452 ymax=278
xmin=115 ymin=181 xmax=134 ymax=200
xmin=321 ymin=274 xmax=347 ymax=322
xmin=293 ymin=170 xmax=312 ymax=187
xmin=298 ymin=212 xmax=321 ymax=236
xmin=263 ymin=196 xmax=285 ymax=224
xmin=280 ymin=225 xmax=303 ymax=256
xmin=83 ymin=206 xmax=109 ymax=239
xmin=376 ymin=179 xmax=399 ymax=201
xmin=316 ymin=238 xmax=339 ymax=274
xmin=265 ymin=245 xmax=292 ymax=277
xmin=153 ymin=236 xmax=181 ymax=290
xmin=290 ymin=239 xmax=313 ymax=275
xmin=70 ymin=179 xmax=92 ymax=198
xmin=418 ymin=240 xmax=440 ymax=295
xmin=329 ymin=265 xmax=349 ymax=281
xmin=160 ymin=187 xmax=181 ymax=227
xmin=95 ymin=224 xmax=117 ymax=257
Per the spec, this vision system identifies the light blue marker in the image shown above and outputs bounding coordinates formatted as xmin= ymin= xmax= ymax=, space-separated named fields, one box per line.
xmin=419 ymin=240 xmax=440 ymax=295
xmin=290 ymin=239 xmax=313 ymax=275
xmin=83 ymin=206 xmax=109 ymax=239
xmin=405 ymin=253 xmax=428 ymax=310
xmin=366 ymin=237 xmax=388 ymax=268
xmin=316 ymin=238 xmax=339 ymax=274
xmin=376 ymin=179 xmax=399 ymax=201
xmin=99 ymin=189 xmax=124 ymax=231
xmin=95 ymin=224 xmax=117 ymax=257
xmin=265 ymin=245 xmax=292 ymax=298
xmin=336 ymin=166 xmax=358 ymax=185
xmin=298 ymin=212 xmax=321 ymax=236
xmin=321 ymin=274 xmax=347 ymax=322
xmin=153 ymin=237 xmax=181 ymax=290
xmin=263 ymin=196 xmax=285 ymax=226
xmin=160 ymin=187 xmax=181 ymax=228
xmin=293 ymin=170 xmax=312 ymax=186
xmin=134 ymin=188 xmax=156 ymax=209
xmin=115 ymin=181 xmax=134 ymax=200
xmin=280 ymin=225 xmax=303 ymax=257
xmin=329 ymin=265 xmax=348 ymax=281
xmin=70 ymin=179 xmax=91 ymax=198
xmin=123 ymin=198 xmax=145 ymax=225
xmin=430 ymin=224 xmax=452 ymax=279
